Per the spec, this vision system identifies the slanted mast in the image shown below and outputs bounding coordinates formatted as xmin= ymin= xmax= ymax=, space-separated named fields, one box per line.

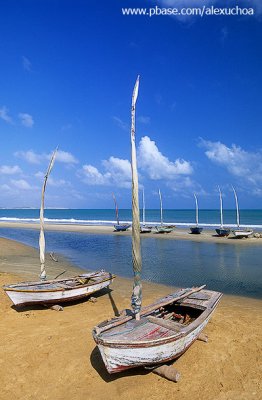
xmin=130 ymin=76 xmax=142 ymax=320
xmin=39 ymin=148 xmax=57 ymax=280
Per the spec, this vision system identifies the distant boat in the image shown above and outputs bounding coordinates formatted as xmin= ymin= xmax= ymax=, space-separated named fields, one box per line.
xmin=232 ymin=187 xmax=253 ymax=239
xmin=112 ymin=193 xmax=131 ymax=232
xmin=215 ymin=187 xmax=230 ymax=237
xmin=140 ymin=188 xmax=152 ymax=233
xmin=190 ymin=193 xmax=203 ymax=234
xmin=155 ymin=189 xmax=173 ymax=233
xmin=3 ymin=150 xmax=115 ymax=307
xmin=92 ymin=76 xmax=222 ymax=377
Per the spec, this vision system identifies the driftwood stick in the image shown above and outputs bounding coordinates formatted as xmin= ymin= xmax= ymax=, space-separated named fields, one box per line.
xmin=197 ymin=333 xmax=208 ymax=342
xmin=50 ymin=252 xmax=58 ymax=262
xmin=53 ymin=270 xmax=66 ymax=280
xmin=152 ymin=365 xmax=180 ymax=382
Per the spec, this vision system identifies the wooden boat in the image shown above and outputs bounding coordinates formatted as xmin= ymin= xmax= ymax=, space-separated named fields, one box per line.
xmin=190 ymin=193 xmax=203 ymax=234
xmin=232 ymin=187 xmax=253 ymax=239
xmin=140 ymin=188 xmax=152 ymax=233
xmin=215 ymin=187 xmax=230 ymax=237
xmin=3 ymin=270 xmax=115 ymax=307
xmin=93 ymin=286 xmax=222 ymax=373
xmin=92 ymin=76 xmax=221 ymax=376
xmin=112 ymin=193 xmax=131 ymax=231
xmin=3 ymin=150 xmax=115 ymax=307
xmin=155 ymin=189 xmax=173 ymax=233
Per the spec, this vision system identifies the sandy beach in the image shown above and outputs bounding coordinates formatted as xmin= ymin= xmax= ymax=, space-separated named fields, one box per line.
xmin=0 ymin=236 xmax=261 ymax=400
xmin=1 ymin=221 xmax=262 ymax=245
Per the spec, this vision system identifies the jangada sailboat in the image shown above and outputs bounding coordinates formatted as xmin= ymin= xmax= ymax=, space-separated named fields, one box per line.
xmin=112 ymin=193 xmax=131 ymax=232
xmin=92 ymin=76 xmax=222 ymax=376
xmin=190 ymin=193 xmax=203 ymax=234
xmin=215 ymin=186 xmax=230 ymax=237
xmin=155 ymin=189 xmax=173 ymax=233
xmin=232 ymin=186 xmax=253 ymax=239
xmin=3 ymin=149 xmax=114 ymax=307
xmin=140 ymin=188 xmax=152 ymax=233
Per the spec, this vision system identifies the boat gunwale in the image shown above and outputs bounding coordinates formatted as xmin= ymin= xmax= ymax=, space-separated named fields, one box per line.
xmin=3 ymin=275 xmax=115 ymax=293
xmin=93 ymin=291 xmax=222 ymax=348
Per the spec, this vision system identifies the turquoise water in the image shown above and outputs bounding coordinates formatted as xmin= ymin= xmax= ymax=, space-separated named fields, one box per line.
xmin=0 ymin=208 xmax=262 ymax=228
xmin=0 ymin=227 xmax=261 ymax=299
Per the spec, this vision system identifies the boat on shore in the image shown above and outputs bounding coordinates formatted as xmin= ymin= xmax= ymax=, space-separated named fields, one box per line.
xmin=190 ymin=194 xmax=203 ymax=234
xmin=155 ymin=189 xmax=173 ymax=233
xmin=215 ymin=187 xmax=230 ymax=237
xmin=92 ymin=76 xmax=222 ymax=377
xmin=112 ymin=193 xmax=131 ymax=232
xmin=3 ymin=150 xmax=115 ymax=307
xmin=232 ymin=187 xmax=253 ymax=239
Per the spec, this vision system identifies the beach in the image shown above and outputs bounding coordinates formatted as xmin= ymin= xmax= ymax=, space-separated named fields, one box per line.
xmin=0 ymin=236 xmax=261 ymax=400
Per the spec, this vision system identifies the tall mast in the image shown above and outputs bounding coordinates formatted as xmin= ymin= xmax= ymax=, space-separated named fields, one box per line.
xmin=194 ymin=193 xmax=199 ymax=226
xmin=112 ymin=193 xmax=119 ymax=225
xmin=159 ymin=189 xmax=163 ymax=226
xmin=232 ymin=186 xmax=240 ymax=227
xmin=130 ymin=76 xmax=142 ymax=321
xmin=142 ymin=188 xmax=145 ymax=226
xmin=218 ymin=186 xmax=224 ymax=227
xmin=39 ymin=148 xmax=57 ymax=280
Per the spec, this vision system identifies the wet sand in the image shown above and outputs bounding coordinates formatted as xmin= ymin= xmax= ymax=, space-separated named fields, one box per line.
xmin=1 ymin=221 xmax=262 ymax=245
xmin=0 ymin=237 xmax=261 ymax=400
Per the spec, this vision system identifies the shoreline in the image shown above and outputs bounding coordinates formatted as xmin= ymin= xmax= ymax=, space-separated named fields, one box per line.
xmin=0 ymin=237 xmax=261 ymax=400
xmin=1 ymin=221 xmax=262 ymax=245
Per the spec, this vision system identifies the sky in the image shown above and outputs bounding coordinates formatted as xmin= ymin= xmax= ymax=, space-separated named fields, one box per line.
xmin=0 ymin=0 xmax=262 ymax=210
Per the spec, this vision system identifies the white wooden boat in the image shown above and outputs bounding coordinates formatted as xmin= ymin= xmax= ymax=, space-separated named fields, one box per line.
xmin=93 ymin=286 xmax=222 ymax=373
xmin=3 ymin=150 xmax=115 ymax=307
xmin=3 ymin=270 xmax=115 ymax=307
xmin=232 ymin=187 xmax=253 ymax=239
xmin=112 ymin=193 xmax=131 ymax=231
xmin=92 ymin=76 xmax=221 ymax=376
xmin=215 ymin=187 xmax=230 ymax=237
xmin=190 ymin=193 xmax=203 ymax=234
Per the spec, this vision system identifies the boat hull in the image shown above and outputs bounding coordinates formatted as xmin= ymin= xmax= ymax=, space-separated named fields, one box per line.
xmin=3 ymin=273 xmax=114 ymax=307
xmin=216 ymin=228 xmax=230 ymax=237
xmin=233 ymin=230 xmax=253 ymax=238
xmin=114 ymin=224 xmax=131 ymax=232
xmin=93 ymin=288 xmax=222 ymax=374
xmin=190 ymin=227 xmax=203 ymax=234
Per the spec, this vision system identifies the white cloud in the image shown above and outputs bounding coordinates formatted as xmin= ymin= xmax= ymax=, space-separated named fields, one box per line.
xmin=138 ymin=136 xmax=193 ymax=179
xmin=34 ymin=171 xmax=70 ymax=187
xmin=15 ymin=149 xmax=78 ymax=165
xmin=0 ymin=106 xmax=13 ymax=124
xmin=112 ymin=116 xmax=128 ymax=131
xmin=80 ymin=156 xmax=131 ymax=188
xmin=11 ymin=179 xmax=32 ymax=190
xmin=19 ymin=113 xmax=34 ymax=128
xmin=55 ymin=150 xmax=78 ymax=164
xmin=200 ymin=138 xmax=262 ymax=186
xmin=0 ymin=165 xmax=22 ymax=175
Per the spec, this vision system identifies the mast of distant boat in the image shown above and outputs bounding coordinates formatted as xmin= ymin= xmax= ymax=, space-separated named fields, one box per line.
xmin=142 ymin=188 xmax=146 ymax=226
xmin=218 ymin=186 xmax=224 ymax=227
xmin=232 ymin=186 xmax=240 ymax=228
xmin=39 ymin=148 xmax=58 ymax=280
xmin=194 ymin=193 xmax=199 ymax=227
xmin=112 ymin=193 xmax=120 ymax=225
xmin=159 ymin=189 xmax=163 ymax=226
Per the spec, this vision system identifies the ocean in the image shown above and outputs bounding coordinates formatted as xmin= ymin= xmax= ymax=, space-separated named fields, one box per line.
xmin=0 ymin=209 xmax=262 ymax=299
xmin=0 ymin=208 xmax=262 ymax=228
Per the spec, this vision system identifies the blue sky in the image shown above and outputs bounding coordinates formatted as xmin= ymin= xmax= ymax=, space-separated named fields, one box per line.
xmin=0 ymin=0 xmax=261 ymax=209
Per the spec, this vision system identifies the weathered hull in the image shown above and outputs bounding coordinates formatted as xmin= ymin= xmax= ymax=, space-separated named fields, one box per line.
xmin=93 ymin=288 xmax=222 ymax=374
xmin=190 ymin=227 xmax=203 ymax=234
xmin=233 ymin=230 xmax=253 ymax=238
xmin=97 ymin=312 xmax=212 ymax=373
xmin=114 ymin=224 xmax=131 ymax=231
xmin=3 ymin=273 xmax=114 ymax=306
xmin=216 ymin=228 xmax=230 ymax=237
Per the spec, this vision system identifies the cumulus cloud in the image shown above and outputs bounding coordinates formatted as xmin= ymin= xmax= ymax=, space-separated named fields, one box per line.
xmin=200 ymin=138 xmax=262 ymax=186
xmin=138 ymin=136 xmax=193 ymax=179
xmin=15 ymin=149 xmax=78 ymax=165
xmin=80 ymin=156 xmax=131 ymax=188
xmin=11 ymin=179 xmax=32 ymax=190
xmin=0 ymin=165 xmax=22 ymax=175
xmin=0 ymin=106 xmax=13 ymax=124
xmin=19 ymin=113 xmax=34 ymax=128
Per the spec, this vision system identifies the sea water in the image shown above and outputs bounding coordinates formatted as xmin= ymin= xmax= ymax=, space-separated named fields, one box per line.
xmin=0 ymin=227 xmax=261 ymax=299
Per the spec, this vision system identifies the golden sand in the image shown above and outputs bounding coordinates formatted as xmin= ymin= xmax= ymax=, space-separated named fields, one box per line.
xmin=0 ymin=237 xmax=261 ymax=400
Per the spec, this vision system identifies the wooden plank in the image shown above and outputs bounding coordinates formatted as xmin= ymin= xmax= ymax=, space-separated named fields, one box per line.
xmin=147 ymin=316 xmax=183 ymax=333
